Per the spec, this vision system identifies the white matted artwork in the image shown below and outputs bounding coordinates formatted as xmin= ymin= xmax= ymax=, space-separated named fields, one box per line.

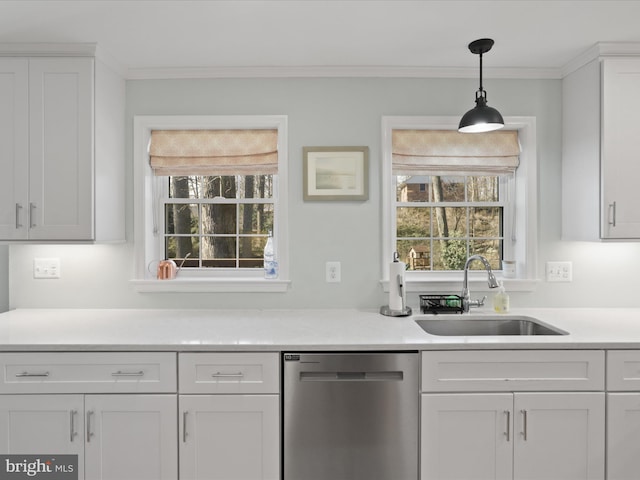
xmin=303 ymin=146 xmax=369 ymax=201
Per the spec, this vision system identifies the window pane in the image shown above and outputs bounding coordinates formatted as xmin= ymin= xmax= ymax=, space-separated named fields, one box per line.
xmin=169 ymin=176 xmax=199 ymax=199
xmin=434 ymin=176 xmax=465 ymax=202
xmin=237 ymin=175 xmax=274 ymax=199
xmin=471 ymin=207 xmax=502 ymax=238
xmin=200 ymin=176 xmax=238 ymax=199
xmin=434 ymin=207 xmax=467 ymax=237
xmin=467 ymin=176 xmax=499 ymax=202
xmin=165 ymin=236 xmax=199 ymax=261
xmin=202 ymin=204 xmax=237 ymax=235
xmin=238 ymin=204 xmax=274 ymax=235
xmin=165 ymin=204 xmax=197 ymax=235
xmin=397 ymin=207 xmax=430 ymax=237
xmin=239 ymin=236 xmax=266 ymax=269
xmin=434 ymin=238 xmax=468 ymax=270
xmin=396 ymin=176 xmax=431 ymax=202
xmin=470 ymin=239 xmax=501 ymax=269
xmin=201 ymin=237 xmax=236 ymax=267
xmin=397 ymin=239 xmax=431 ymax=271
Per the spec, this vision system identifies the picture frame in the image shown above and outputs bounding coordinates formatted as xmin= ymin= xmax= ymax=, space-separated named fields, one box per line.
xmin=302 ymin=146 xmax=369 ymax=201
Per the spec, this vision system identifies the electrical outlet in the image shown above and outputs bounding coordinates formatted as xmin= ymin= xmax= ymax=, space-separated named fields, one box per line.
xmin=546 ymin=261 xmax=572 ymax=282
xmin=34 ymin=258 xmax=61 ymax=279
xmin=326 ymin=261 xmax=341 ymax=283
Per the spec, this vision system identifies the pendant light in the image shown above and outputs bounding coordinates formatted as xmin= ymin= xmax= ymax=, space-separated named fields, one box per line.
xmin=458 ymin=38 xmax=504 ymax=133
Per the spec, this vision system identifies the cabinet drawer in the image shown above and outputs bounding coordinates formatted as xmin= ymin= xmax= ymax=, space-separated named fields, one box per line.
xmin=0 ymin=352 xmax=177 ymax=393
xmin=421 ymin=350 xmax=605 ymax=392
xmin=179 ymin=353 xmax=279 ymax=394
xmin=607 ymin=350 xmax=640 ymax=390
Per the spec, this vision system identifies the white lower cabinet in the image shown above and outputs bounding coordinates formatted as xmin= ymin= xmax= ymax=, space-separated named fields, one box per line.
xmin=421 ymin=392 xmax=604 ymax=480
xmin=179 ymin=394 xmax=279 ymax=480
xmin=178 ymin=352 xmax=280 ymax=480
xmin=0 ymin=393 xmax=177 ymax=480
xmin=606 ymin=351 xmax=640 ymax=480
xmin=420 ymin=350 xmax=606 ymax=480
xmin=0 ymin=394 xmax=85 ymax=475
xmin=84 ymin=394 xmax=177 ymax=480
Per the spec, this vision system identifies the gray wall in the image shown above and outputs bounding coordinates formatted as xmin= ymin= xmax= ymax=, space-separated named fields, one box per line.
xmin=7 ymin=76 xmax=640 ymax=310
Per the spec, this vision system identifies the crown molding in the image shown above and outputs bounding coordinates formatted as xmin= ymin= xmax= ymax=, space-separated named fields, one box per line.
xmin=562 ymin=42 xmax=640 ymax=77
xmin=126 ymin=65 xmax=562 ymax=80
xmin=0 ymin=43 xmax=96 ymax=57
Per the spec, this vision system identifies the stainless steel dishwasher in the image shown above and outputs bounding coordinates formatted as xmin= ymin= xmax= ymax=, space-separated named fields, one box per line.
xmin=283 ymin=352 xmax=419 ymax=480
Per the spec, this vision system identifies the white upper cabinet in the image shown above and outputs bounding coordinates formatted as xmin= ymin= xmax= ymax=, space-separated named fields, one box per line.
xmin=0 ymin=46 xmax=124 ymax=242
xmin=563 ymin=56 xmax=640 ymax=240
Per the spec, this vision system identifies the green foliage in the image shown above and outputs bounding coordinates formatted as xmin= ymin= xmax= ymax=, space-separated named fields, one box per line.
xmin=441 ymin=235 xmax=467 ymax=270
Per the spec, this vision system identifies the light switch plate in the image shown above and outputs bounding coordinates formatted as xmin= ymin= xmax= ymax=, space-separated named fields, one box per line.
xmin=34 ymin=258 xmax=61 ymax=279
xmin=546 ymin=261 xmax=572 ymax=282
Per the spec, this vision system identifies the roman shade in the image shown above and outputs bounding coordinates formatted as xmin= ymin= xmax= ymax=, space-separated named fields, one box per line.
xmin=392 ymin=129 xmax=520 ymax=175
xmin=149 ymin=129 xmax=278 ymax=176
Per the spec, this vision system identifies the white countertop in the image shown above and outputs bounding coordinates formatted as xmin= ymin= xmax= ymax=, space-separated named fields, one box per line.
xmin=0 ymin=307 xmax=639 ymax=351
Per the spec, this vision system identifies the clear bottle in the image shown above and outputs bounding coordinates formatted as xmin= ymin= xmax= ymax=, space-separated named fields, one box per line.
xmin=263 ymin=230 xmax=278 ymax=279
xmin=493 ymin=281 xmax=510 ymax=313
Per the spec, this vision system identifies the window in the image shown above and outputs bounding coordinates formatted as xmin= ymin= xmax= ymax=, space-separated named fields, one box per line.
xmin=382 ymin=116 xmax=538 ymax=292
xmin=133 ymin=116 xmax=289 ymax=293
xmin=397 ymin=174 xmax=506 ymax=271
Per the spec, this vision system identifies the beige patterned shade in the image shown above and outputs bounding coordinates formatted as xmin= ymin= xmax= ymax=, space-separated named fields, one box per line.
xmin=149 ymin=129 xmax=278 ymax=176
xmin=392 ymin=129 xmax=520 ymax=175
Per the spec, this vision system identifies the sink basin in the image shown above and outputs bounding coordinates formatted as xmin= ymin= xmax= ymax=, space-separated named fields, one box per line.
xmin=415 ymin=316 xmax=568 ymax=336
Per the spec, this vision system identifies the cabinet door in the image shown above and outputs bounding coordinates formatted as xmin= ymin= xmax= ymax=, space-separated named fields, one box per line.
xmin=421 ymin=393 xmax=513 ymax=480
xmin=513 ymin=392 xmax=605 ymax=480
xmin=607 ymin=393 xmax=640 ymax=480
xmin=84 ymin=394 xmax=177 ymax=480
xmin=180 ymin=394 xmax=279 ymax=480
xmin=0 ymin=394 xmax=85 ymax=479
xmin=28 ymin=57 xmax=94 ymax=241
xmin=0 ymin=58 xmax=29 ymax=240
xmin=601 ymin=58 xmax=640 ymax=239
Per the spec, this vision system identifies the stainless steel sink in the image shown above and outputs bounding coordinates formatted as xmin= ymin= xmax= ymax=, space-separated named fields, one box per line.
xmin=415 ymin=315 xmax=568 ymax=336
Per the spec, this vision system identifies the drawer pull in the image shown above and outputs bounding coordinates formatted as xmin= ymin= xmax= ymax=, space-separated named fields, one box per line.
xmin=211 ymin=372 xmax=244 ymax=378
xmin=15 ymin=371 xmax=50 ymax=378
xmin=111 ymin=370 xmax=145 ymax=377
xmin=183 ymin=411 xmax=188 ymax=443
xmin=86 ymin=410 xmax=94 ymax=443
xmin=504 ymin=410 xmax=511 ymax=442
xmin=70 ymin=410 xmax=77 ymax=442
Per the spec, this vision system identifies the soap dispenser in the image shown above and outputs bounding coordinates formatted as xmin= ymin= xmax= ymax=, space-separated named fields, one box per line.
xmin=493 ymin=281 xmax=510 ymax=314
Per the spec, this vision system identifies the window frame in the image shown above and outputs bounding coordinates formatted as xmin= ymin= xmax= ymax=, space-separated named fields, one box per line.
xmin=381 ymin=116 xmax=538 ymax=293
xmin=132 ymin=115 xmax=289 ymax=293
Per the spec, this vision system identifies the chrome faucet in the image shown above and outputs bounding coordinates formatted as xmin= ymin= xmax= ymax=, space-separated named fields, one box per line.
xmin=461 ymin=255 xmax=500 ymax=312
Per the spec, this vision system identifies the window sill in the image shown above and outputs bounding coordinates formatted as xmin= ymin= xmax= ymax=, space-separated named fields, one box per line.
xmin=131 ymin=277 xmax=291 ymax=293
xmin=381 ymin=276 xmax=540 ymax=293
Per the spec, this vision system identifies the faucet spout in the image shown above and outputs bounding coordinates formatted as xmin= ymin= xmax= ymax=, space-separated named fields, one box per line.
xmin=461 ymin=255 xmax=499 ymax=312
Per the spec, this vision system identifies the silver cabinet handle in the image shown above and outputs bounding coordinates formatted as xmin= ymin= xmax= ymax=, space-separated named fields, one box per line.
xmin=15 ymin=371 xmax=50 ymax=377
xmin=111 ymin=370 xmax=145 ymax=377
xmin=29 ymin=203 xmax=36 ymax=228
xmin=86 ymin=410 xmax=94 ymax=443
xmin=609 ymin=201 xmax=617 ymax=227
xmin=15 ymin=203 xmax=22 ymax=229
xmin=504 ymin=410 xmax=511 ymax=442
xmin=183 ymin=411 xmax=188 ymax=443
xmin=521 ymin=409 xmax=528 ymax=441
xmin=211 ymin=372 xmax=244 ymax=378
xmin=70 ymin=410 xmax=77 ymax=442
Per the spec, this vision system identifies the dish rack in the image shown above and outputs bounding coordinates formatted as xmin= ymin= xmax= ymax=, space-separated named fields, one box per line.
xmin=419 ymin=294 xmax=464 ymax=314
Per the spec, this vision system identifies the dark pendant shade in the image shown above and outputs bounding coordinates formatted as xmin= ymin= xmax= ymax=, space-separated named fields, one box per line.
xmin=458 ymin=38 xmax=504 ymax=133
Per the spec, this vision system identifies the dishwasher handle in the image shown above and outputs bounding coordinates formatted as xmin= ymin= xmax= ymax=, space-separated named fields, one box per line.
xmin=300 ymin=371 xmax=404 ymax=381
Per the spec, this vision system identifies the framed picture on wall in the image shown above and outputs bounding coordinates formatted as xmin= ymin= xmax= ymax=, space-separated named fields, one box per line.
xmin=302 ymin=146 xmax=369 ymax=201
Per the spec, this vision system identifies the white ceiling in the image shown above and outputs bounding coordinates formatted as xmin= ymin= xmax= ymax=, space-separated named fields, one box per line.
xmin=1 ymin=0 xmax=640 ymax=78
